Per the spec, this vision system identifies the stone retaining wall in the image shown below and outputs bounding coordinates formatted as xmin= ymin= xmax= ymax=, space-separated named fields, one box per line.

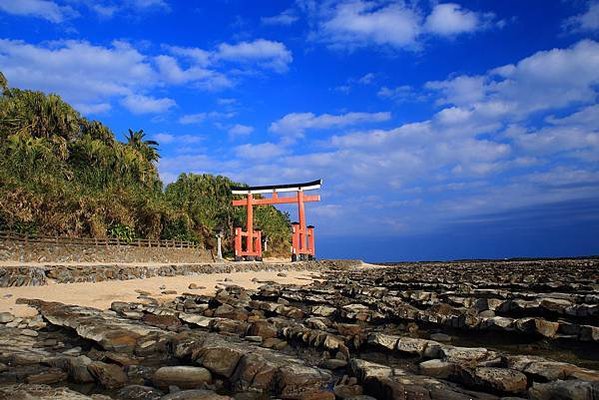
xmin=0 ymin=259 xmax=360 ymax=287
xmin=0 ymin=238 xmax=213 ymax=264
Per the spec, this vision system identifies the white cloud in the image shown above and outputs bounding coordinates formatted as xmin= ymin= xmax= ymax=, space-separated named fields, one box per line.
xmin=217 ymin=98 xmax=237 ymax=106
xmin=546 ymin=104 xmax=599 ymax=129
xmin=334 ymin=84 xmax=351 ymax=94
xmin=155 ymin=55 xmax=232 ymax=90
xmin=425 ymin=75 xmax=485 ymax=105
xmin=0 ymin=0 xmax=170 ymax=21
xmin=320 ymin=1 xmax=421 ymax=49
xmin=0 ymin=0 xmax=77 ymax=23
xmin=564 ymin=1 xmax=599 ymax=32
xmin=91 ymin=4 xmax=118 ymax=17
xmin=426 ymin=40 xmax=599 ymax=120
xmin=0 ymin=39 xmax=154 ymax=108
xmin=488 ymin=40 xmax=599 ymax=114
xmin=178 ymin=113 xmax=207 ymax=125
xmin=334 ymin=72 xmax=377 ymax=94
xmin=121 ymin=94 xmax=176 ymax=114
xmin=73 ymin=102 xmax=111 ymax=115
xmin=303 ymin=1 xmax=494 ymax=50
xmin=261 ymin=9 xmax=299 ymax=25
xmin=166 ymin=45 xmax=212 ymax=67
xmin=228 ymin=124 xmax=254 ymax=136
xmin=130 ymin=0 xmax=169 ymax=10
xmin=269 ymin=111 xmax=392 ymax=139
xmin=215 ymin=39 xmax=293 ymax=73
xmin=152 ymin=133 xmax=203 ymax=145
xmin=378 ymin=85 xmax=423 ymax=102
xmin=0 ymin=37 xmax=292 ymax=116
xmin=424 ymin=3 xmax=484 ymax=36
xmin=178 ymin=111 xmax=235 ymax=125
xmin=153 ymin=133 xmax=175 ymax=144
xmin=157 ymin=40 xmax=599 ymax=237
xmin=235 ymin=142 xmax=285 ymax=159
xmin=357 ymin=72 xmax=375 ymax=84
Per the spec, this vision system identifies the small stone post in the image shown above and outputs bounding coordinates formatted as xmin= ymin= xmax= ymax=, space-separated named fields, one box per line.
xmin=216 ymin=232 xmax=223 ymax=261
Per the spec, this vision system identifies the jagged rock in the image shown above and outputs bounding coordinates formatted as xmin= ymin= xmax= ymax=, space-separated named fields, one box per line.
xmin=0 ymin=384 xmax=94 ymax=399
xmin=261 ymin=337 xmax=287 ymax=349
xmin=419 ymin=359 xmax=456 ymax=379
xmin=153 ymin=366 xmax=212 ymax=390
xmin=142 ymin=313 xmax=181 ymax=330
xmin=515 ymin=318 xmax=559 ymax=338
xmin=396 ymin=337 xmax=433 ymax=357
xmin=210 ymin=318 xmax=248 ymax=334
xmin=367 ymin=333 xmax=398 ymax=351
xmin=470 ymin=367 xmax=528 ymax=395
xmin=336 ymin=323 xmax=362 ymax=336
xmin=478 ymin=310 xmax=496 ymax=318
xmin=334 ymin=383 xmax=363 ymax=398
xmin=8 ymin=259 xmax=598 ymax=400
xmin=179 ymin=313 xmax=213 ymax=328
xmin=506 ymin=355 xmax=582 ymax=382
xmin=67 ymin=355 xmax=95 ymax=383
xmin=305 ymin=317 xmax=329 ymax=330
xmin=0 ymin=312 xmax=14 ymax=323
xmin=350 ymin=358 xmax=494 ymax=400
xmin=127 ymin=365 xmax=157 ymax=386
xmin=193 ymin=341 xmax=244 ymax=378
xmin=116 ymin=385 xmax=164 ymax=400
xmin=320 ymin=358 xmax=348 ymax=370
xmin=246 ymin=320 xmax=278 ymax=339
xmin=161 ymin=389 xmax=232 ymax=399
xmin=278 ymin=363 xmax=332 ymax=399
xmin=87 ymin=360 xmax=127 ymax=389
xmin=25 ymin=300 xmax=170 ymax=354
xmin=580 ymin=325 xmax=599 ymax=342
xmin=528 ymin=380 xmax=599 ymax=399
xmin=20 ymin=329 xmax=39 ymax=337
xmin=482 ymin=316 xmax=514 ymax=330
xmin=430 ymin=332 xmax=452 ymax=342
xmin=244 ymin=335 xmax=262 ymax=343
xmin=540 ymin=298 xmax=572 ymax=313
xmin=442 ymin=346 xmax=495 ymax=365
xmin=312 ymin=305 xmax=337 ymax=317
xmin=25 ymin=368 xmax=68 ymax=384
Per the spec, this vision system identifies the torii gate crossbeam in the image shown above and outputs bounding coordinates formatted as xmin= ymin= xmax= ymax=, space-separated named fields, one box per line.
xmin=231 ymin=179 xmax=322 ymax=261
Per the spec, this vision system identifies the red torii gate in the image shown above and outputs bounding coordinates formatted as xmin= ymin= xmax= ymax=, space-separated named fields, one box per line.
xmin=231 ymin=179 xmax=322 ymax=261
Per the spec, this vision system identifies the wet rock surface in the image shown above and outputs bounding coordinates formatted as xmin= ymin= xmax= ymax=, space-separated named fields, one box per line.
xmin=0 ymin=258 xmax=597 ymax=399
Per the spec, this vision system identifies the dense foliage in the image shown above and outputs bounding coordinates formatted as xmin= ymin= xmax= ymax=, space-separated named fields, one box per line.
xmin=165 ymin=174 xmax=292 ymax=254
xmin=0 ymin=72 xmax=290 ymax=255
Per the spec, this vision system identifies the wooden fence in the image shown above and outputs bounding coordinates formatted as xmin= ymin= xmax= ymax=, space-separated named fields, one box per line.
xmin=0 ymin=231 xmax=201 ymax=249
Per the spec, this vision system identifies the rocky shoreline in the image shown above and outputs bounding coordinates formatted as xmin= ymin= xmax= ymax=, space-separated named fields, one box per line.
xmin=0 ymin=258 xmax=597 ymax=399
xmin=0 ymin=260 xmax=361 ymax=287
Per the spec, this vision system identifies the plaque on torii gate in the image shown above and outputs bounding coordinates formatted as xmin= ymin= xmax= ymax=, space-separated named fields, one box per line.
xmin=231 ymin=179 xmax=322 ymax=261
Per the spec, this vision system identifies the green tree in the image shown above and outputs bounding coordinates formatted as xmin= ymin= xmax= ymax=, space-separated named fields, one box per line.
xmin=125 ymin=129 xmax=160 ymax=163
xmin=0 ymin=70 xmax=290 ymax=256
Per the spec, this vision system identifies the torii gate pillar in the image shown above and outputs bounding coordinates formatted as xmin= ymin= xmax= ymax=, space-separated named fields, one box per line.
xmin=231 ymin=179 xmax=322 ymax=261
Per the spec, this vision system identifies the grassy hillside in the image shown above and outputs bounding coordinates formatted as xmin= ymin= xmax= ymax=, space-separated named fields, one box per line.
xmin=0 ymin=72 xmax=290 ymax=255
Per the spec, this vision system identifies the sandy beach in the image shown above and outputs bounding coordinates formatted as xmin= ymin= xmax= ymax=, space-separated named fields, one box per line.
xmin=0 ymin=268 xmax=318 ymax=317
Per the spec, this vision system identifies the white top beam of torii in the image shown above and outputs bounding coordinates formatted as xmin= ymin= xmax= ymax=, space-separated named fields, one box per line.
xmin=230 ymin=179 xmax=322 ymax=195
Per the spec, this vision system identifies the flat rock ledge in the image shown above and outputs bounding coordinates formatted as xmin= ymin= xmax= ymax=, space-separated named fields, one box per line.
xmin=0 ymin=258 xmax=597 ymax=400
xmin=0 ymin=259 xmax=360 ymax=287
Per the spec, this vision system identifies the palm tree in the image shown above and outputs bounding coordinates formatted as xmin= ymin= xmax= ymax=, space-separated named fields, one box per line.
xmin=125 ymin=129 xmax=160 ymax=163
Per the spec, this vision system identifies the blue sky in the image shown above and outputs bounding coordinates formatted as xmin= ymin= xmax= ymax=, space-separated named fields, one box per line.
xmin=1 ymin=0 xmax=598 ymax=261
